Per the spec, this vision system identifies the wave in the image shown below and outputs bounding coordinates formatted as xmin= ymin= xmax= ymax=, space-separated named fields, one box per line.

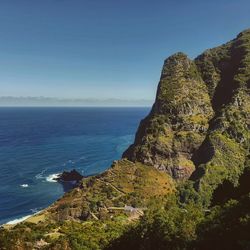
xmin=20 ymin=184 xmax=29 ymax=188
xmin=35 ymin=157 xmax=86 ymax=183
xmin=6 ymin=215 xmax=32 ymax=225
xmin=46 ymin=173 xmax=61 ymax=183
xmin=35 ymin=168 xmax=61 ymax=183
xmin=30 ymin=207 xmax=43 ymax=213
xmin=35 ymin=168 xmax=48 ymax=180
xmin=6 ymin=209 xmax=42 ymax=225
xmin=35 ymin=157 xmax=78 ymax=181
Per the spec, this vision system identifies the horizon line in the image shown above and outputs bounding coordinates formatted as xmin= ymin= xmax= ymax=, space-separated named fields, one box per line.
xmin=0 ymin=105 xmax=152 ymax=108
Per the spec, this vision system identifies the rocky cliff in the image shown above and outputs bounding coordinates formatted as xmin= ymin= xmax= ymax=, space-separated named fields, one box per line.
xmin=123 ymin=52 xmax=213 ymax=180
xmin=191 ymin=29 xmax=250 ymax=202
xmin=1 ymin=29 xmax=250 ymax=250
xmin=124 ymin=29 xmax=250 ymax=201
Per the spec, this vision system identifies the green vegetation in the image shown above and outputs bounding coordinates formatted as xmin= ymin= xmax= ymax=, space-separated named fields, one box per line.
xmin=123 ymin=52 xmax=213 ymax=180
xmin=44 ymin=159 xmax=174 ymax=223
xmin=1 ymin=29 xmax=250 ymax=249
xmin=2 ymin=177 xmax=250 ymax=250
xmin=107 ymin=195 xmax=204 ymax=250
xmin=192 ymin=29 xmax=250 ymax=205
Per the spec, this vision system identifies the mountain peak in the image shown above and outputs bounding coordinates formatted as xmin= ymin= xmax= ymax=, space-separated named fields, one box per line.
xmin=236 ymin=27 xmax=250 ymax=38
xmin=124 ymin=29 xmax=250 ymax=195
xmin=163 ymin=52 xmax=189 ymax=62
xmin=123 ymin=49 xmax=213 ymax=179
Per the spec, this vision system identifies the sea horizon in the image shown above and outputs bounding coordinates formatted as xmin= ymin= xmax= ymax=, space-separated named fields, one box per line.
xmin=0 ymin=106 xmax=152 ymax=108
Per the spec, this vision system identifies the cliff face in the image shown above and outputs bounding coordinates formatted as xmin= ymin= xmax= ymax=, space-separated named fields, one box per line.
xmin=191 ymin=29 xmax=250 ymax=201
xmin=123 ymin=53 xmax=213 ymax=179
xmin=124 ymin=29 xmax=250 ymax=200
xmin=1 ymin=29 xmax=250 ymax=250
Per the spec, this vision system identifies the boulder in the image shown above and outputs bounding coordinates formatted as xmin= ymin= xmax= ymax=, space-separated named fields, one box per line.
xmin=54 ymin=169 xmax=83 ymax=184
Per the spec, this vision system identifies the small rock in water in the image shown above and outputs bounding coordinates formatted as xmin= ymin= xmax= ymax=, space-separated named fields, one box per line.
xmin=53 ymin=169 xmax=83 ymax=183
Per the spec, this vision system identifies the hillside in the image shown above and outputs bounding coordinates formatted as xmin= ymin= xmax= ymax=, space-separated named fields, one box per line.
xmin=123 ymin=52 xmax=214 ymax=180
xmin=0 ymin=29 xmax=250 ymax=250
xmin=124 ymin=29 xmax=250 ymax=205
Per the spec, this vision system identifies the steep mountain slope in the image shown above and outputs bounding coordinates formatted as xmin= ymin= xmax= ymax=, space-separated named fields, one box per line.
xmin=124 ymin=29 xmax=250 ymax=203
xmin=45 ymin=160 xmax=174 ymax=222
xmin=1 ymin=29 xmax=250 ymax=250
xmin=191 ymin=29 xmax=250 ymax=203
xmin=123 ymin=53 xmax=213 ymax=180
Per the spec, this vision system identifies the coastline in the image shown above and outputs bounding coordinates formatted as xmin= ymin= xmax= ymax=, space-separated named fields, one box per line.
xmin=2 ymin=209 xmax=47 ymax=229
xmin=2 ymin=172 xmax=63 ymax=227
xmin=0 ymin=107 xmax=147 ymax=226
xmin=2 ymin=170 xmax=96 ymax=228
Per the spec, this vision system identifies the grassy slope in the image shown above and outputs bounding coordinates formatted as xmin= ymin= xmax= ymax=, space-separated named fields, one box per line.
xmin=1 ymin=29 xmax=250 ymax=250
xmin=0 ymin=159 xmax=174 ymax=249
xmin=46 ymin=159 xmax=174 ymax=222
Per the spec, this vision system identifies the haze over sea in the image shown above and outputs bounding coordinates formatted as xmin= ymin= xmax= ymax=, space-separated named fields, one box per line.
xmin=0 ymin=107 xmax=149 ymax=225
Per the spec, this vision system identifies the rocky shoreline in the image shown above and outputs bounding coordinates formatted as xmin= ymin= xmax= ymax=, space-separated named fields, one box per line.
xmin=53 ymin=169 xmax=83 ymax=184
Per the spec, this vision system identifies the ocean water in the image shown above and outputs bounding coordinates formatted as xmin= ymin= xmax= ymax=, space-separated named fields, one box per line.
xmin=0 ymin=107 xmax=149 ymax=225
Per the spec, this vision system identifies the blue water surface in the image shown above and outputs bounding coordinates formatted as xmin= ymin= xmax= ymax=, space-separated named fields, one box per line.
xmin=0 ymin=107 xmax=149 ymax=224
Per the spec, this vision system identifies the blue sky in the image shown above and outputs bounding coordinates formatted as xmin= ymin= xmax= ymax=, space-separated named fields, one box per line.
xmin=0 ymin=0 xmax=250 ymax=101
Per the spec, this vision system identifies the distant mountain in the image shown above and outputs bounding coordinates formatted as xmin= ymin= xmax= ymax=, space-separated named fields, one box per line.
xmin=0 ymin=96 xmax=153 ymax=107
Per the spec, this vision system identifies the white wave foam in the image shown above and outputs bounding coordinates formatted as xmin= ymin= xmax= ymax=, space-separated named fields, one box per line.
xmin=6 ymin=210 xmax=42 ymax=225
xmin=20 ymin=184 xmax=29 ymax=188
xmin=6 ymin=214 xmax=32 ymax=225
xmin=46 ymin=173 xmax=61 ymax=183
xmin=35 ymin=168 xmax=47 ymax=179
xmin=30 ymin=207 xmax=42 ymax=213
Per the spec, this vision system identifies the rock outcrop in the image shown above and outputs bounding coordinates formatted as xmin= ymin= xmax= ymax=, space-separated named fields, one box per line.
xmin=190 ymin=29 xmax=250 ymax=203
xmin=123 ymin=53 xmax=213 ymax=180
xmin=1 ymin=29 xmax=250 ymax=250
xmin=124 ymin=29 xmax=250 ymax=202
xmin=54 ymin=169 xmax=83 ymax=183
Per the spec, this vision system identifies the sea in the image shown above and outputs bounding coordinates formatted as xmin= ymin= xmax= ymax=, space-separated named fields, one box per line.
xmin=0 ymin=107 xmax=149 ymax=225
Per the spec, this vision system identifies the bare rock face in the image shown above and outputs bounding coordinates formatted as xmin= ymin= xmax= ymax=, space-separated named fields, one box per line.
xmin=190 ymin=29 xmax=250 ymax=203
xmin=54 ymin=169 xmax=83 ymax=183
xmin=124 ymin=29 xmax=250 ymax=202
xmin=123 ymin=52 xmax=213 ymax=180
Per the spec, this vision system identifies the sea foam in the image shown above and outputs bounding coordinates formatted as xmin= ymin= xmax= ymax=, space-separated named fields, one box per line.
xmin=6 ymin=214 xmax=32 ymax=225
xmin=6 ymin=210 xmax=41 ymax=225
xmin=20 ymin=184 xmax=29 ymax=188
xmin=46 ymin=173 xmax=61 ymax=183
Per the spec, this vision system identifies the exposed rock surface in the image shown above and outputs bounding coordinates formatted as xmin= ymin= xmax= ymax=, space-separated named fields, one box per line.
xmin=124 ymin=29 xmax=250 ymax=201
xmin=54 ymin=169 xmax=83 ymax=183
xmin=1 ymin=29 xmax=250 ymax=250
xmin=123 ymin=53 xmax=213 ymax=180
xmin=191 ymin=29 xmax=250 ymax=202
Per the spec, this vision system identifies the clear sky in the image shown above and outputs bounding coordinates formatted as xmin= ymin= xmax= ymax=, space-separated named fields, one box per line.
xmin=0 ymin=0 xmax=250 ymax=102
